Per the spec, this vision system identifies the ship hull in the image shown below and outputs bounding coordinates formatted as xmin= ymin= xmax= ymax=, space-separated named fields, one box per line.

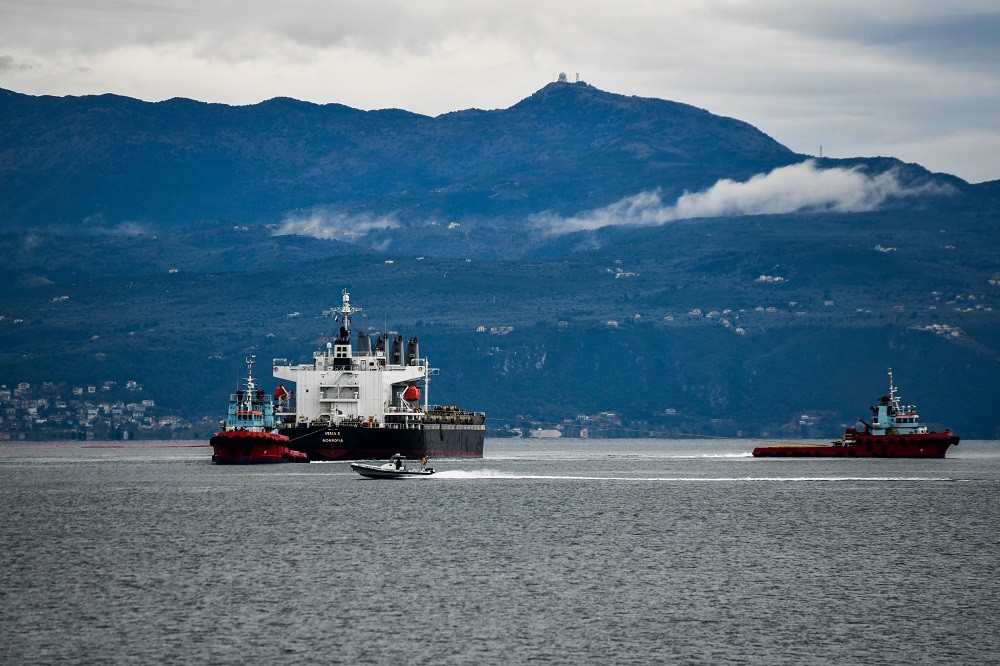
xmin=752 ymin=432 xmax=960 ymax=458
xmin=282 ymin=423 xmax=484 ymax=461
xmin=210 ymin=430 xmax=308 ymax=464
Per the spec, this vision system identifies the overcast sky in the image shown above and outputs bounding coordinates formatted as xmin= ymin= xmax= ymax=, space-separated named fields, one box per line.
xmin=2 ymin=1 xmax=997 ymax=183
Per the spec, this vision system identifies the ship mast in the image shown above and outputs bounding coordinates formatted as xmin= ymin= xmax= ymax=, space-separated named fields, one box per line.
xmin=243 ymin=355 xmax=256 ymax=410
xmin=337 ymin=289 xmax=362 ymax=332
xmin=424 ymin=363 xmax=438 ymax=412
xmin=245 ymin=356 xmax=257 ymax=392
xmin=887 ymin=367 xmax=900 ymax=413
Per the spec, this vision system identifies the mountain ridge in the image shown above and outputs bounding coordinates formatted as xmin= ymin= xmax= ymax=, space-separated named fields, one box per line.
xmin=3 ymin=80 xmax=956 ymax=240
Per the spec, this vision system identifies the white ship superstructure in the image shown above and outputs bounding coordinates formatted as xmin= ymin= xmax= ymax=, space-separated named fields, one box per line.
xmin=866 ymin=368 xmax=929 ymax=435
xmin=272 ymin=290 xmax=430 ymax=428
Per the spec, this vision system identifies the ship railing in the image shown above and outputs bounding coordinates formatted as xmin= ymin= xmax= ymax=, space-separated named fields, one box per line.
xmin=422 ymin=423 xmax=487 ymax=430
xmin=383 ymin=422 xmax=423 ymax=430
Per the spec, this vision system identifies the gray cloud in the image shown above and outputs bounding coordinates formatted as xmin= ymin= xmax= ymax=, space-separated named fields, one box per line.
xmin=6 ymin=2 xmax=994 ymax=70
xmin=535 ymin=160 xmax=952 ymax=235
xmin=0 ymin=54 xmax=39 ymax=72
xmin=0 ymin=0 xmax=537 ymax=57
xmin=723 ymin=3 xmax=1000 ymax=73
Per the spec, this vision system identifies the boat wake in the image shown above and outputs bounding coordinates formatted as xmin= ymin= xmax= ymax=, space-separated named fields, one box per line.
xmin=486 ymin=452 xmax=755 ymax=461
xmin=431 ymin=470 xmax=521 ymax=479
xmin=430 ymin=470 xmax=950 ymax=482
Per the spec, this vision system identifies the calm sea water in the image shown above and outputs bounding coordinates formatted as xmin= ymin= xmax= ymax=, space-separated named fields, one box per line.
xmin=1 ymin=438 xmax=998 ymax=665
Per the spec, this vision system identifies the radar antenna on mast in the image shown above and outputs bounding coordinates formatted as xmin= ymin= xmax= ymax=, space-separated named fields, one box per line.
xmin=336 ymin=289 xmax=362 ymax=332
xmin=244 ymin=355 xmax=256 ymax=393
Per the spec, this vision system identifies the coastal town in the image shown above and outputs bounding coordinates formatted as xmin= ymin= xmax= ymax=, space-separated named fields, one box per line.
xmin=0 ymin=380 xmax=216 ymax=441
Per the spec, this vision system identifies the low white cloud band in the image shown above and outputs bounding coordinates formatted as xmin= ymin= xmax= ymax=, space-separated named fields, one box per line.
xmin=273 ymin=210 xmax=398 ymax=241
xmin=534 ymin=160 xmax=949 ymax=235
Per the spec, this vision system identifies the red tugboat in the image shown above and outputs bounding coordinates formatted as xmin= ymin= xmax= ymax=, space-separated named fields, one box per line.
xmin=753 ymin=369 xmax=959 ymax=458
xmin=210 ymin=356 xmax=309 ymax=464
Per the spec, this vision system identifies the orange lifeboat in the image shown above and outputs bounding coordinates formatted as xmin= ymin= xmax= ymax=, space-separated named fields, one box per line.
xmin=402 ymin=385 xmax=421 ymax=402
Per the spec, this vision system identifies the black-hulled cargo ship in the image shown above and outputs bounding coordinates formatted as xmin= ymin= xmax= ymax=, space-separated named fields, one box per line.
xmin=272 ymin=290 xmax=485 ymax=461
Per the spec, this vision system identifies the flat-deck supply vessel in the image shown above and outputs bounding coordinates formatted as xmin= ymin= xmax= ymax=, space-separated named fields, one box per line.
xmin=753 ymin=369 xmax=959 ymax=458
xmin=273 ymin=290 xmax=485 ymax=461
xmin=210 ymin=356 xmax=309 ymax=464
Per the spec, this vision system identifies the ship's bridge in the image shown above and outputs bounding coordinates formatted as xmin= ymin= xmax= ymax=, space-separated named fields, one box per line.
xmin=273 ymin=333 xmax=428 ymax=427
xmin=272 ymin=290 xmax=433 ymax=426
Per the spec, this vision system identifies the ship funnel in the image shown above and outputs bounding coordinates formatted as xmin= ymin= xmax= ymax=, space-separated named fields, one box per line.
xmin=391 ymin=335 xmax=404 ymax=365
xmin=357 ymin=330 xmax=371 ymax=355
xmin=407 ymin=337 xmax=420 ymax=365
xmin=375 ymin=333 xmax=387 ymax=355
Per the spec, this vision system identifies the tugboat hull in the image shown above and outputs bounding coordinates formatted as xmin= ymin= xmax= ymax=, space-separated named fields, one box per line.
xmin=210 ymin=430 xmax=308 ymax=464
xmin=752 ymin=432 xmax=959 ymax=458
